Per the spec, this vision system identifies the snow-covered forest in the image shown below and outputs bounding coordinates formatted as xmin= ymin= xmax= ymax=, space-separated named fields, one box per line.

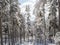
xmin=0 ymin=0 xmax=60 ymax=45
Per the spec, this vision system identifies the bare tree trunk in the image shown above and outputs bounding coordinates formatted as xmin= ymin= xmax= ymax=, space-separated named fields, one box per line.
xmin=0 ymin=6 xmax=3 ymax=45
xmin=0 ymin=19 xmax=3 ymax=45
xmin=43 ymin=3 xmax=46 ymax=45
xmin=8 ymin=25 xmax=10 ymax=45
xmin=58 ymin=0 xmax=60 ymax=32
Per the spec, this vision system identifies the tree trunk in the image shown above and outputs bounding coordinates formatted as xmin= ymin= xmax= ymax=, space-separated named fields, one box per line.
xmin=0 ymin=7 xmax=3 ymax=45
xmin=59 ymin=0 xmax=60 ymax=31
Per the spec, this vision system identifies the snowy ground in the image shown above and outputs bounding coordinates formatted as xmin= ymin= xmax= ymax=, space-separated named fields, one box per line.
xmin=15 ymin=41 xmax=56 ymax=45
xmin=4 ymin=41 xmax=56 ymax=45
xmin=2 ymin=38 xmax=56 ymax=45
xmin=1 ymin=39 xmax=56 ymax=45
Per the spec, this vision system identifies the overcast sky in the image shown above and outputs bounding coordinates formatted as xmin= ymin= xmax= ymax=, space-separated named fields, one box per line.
xmin=18 ymin=0 xmax=28 ymax=4
xmin=18 ymin=0 xmax=36 ymax=4
xmin=19 ymin=0 xmax=36 ymax=21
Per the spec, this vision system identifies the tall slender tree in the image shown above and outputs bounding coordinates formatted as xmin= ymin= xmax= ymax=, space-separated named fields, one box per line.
xmin=58 ymin=0 xmax=60 ymax=31
xmin=0 ymin=0 xmax=3 ymax=45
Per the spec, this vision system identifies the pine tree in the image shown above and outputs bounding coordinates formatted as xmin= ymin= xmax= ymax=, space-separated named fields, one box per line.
xmin=0 ymin=0 xmax=10 ymax=45
xmin=45 ymin=0 xmax=58 ymax=43
xmin=25 ymin=5 xmax=31 ymax=41
xmin=34 ymin=0 xmax=46 ymax=44
xmin=10 ymin=0 xmax=19 ymax=45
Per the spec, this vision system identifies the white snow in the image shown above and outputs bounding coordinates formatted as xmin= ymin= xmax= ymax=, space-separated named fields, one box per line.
xmin=48 ymin=44 xmax=56 ymax=45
